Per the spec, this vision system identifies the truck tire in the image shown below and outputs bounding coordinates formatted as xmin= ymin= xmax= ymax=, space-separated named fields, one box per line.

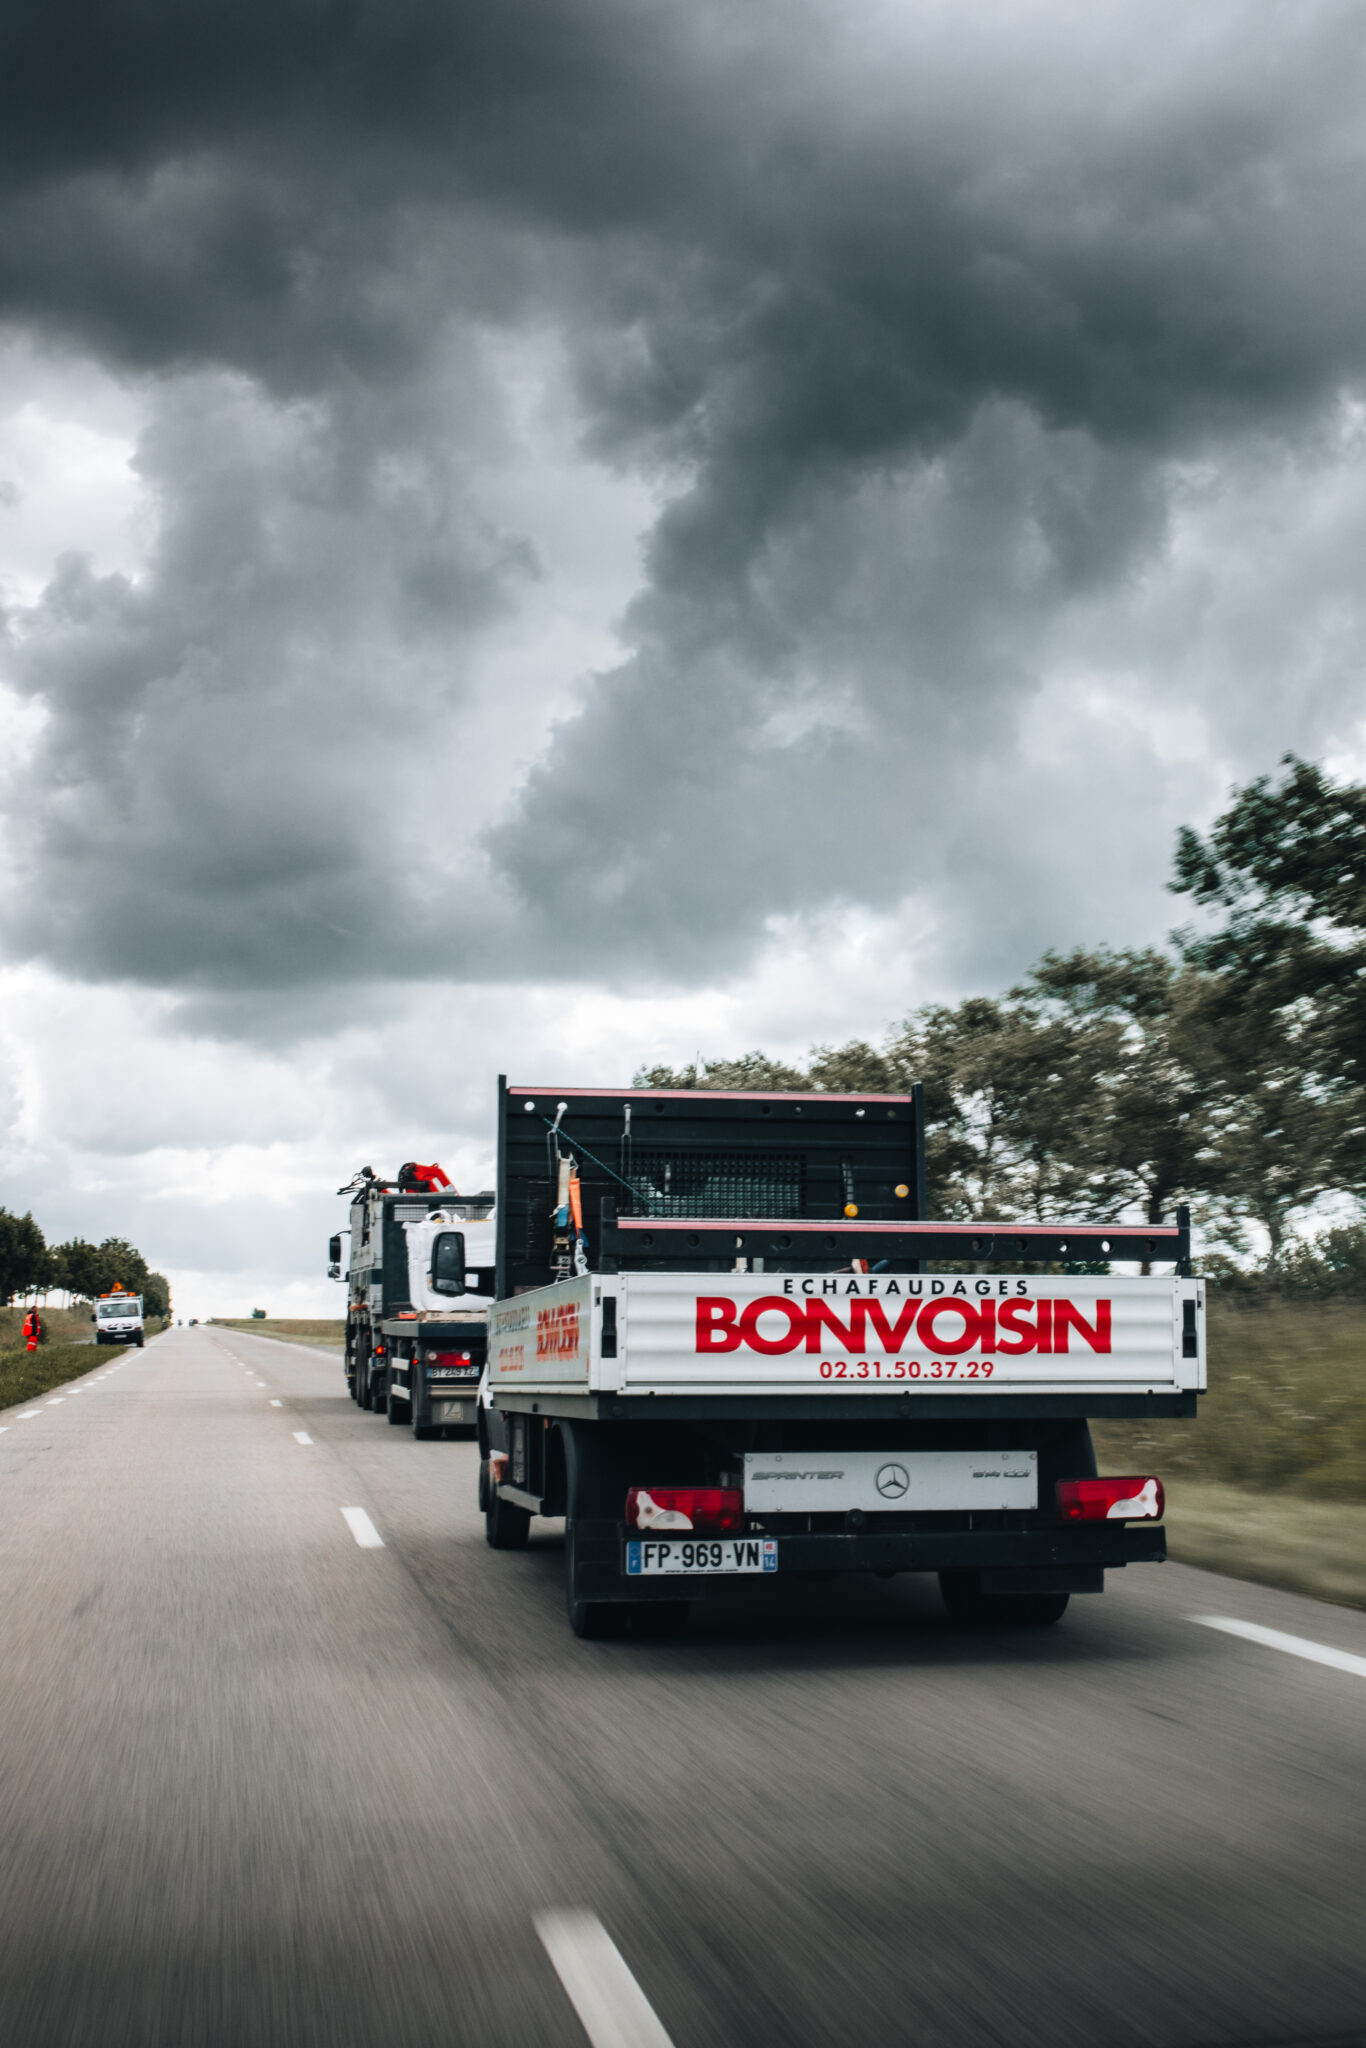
xmin=387 ymin=1383 xmax=410 ymax=1425
xmin=632 ymin=1601 xmax=691 ymax=1639
xmin=561 ymin=1427 xmax=632 ymax=1639
xmin=485 ymin=1490 xmax=531 ymax=1550
xmin=135 ymin=1335 xmax=144 ymax=1349
xmin=565 ymin=1529 xmax=630 ymax=1639
xmin=938 ymin=1571 xmax=1069 ymax=1628
xmin=478 ymin=1458 xmax=490 ymax=1513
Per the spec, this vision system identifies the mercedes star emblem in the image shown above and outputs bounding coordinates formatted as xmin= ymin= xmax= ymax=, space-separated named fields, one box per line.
xmin=875 ymin=1462 xmax=910 ymax=1499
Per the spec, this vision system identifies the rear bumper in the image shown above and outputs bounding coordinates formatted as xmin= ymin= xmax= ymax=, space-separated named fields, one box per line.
xmin=428 ymin=1395 xmax=477 ymax=1423
xmin=571 ymin=1521 xmax=1166 ymax=1601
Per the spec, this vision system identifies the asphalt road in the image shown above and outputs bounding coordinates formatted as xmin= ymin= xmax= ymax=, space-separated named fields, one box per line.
xmin=0 ymin=1325 xmax=1362 ymax=2048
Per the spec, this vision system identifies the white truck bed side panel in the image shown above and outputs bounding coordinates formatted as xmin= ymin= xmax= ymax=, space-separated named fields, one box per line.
xmin=614 ymin=1272 xmax=1204 ymax=1398
xmin=486 ymin=1278 xmax=595 ymax=1391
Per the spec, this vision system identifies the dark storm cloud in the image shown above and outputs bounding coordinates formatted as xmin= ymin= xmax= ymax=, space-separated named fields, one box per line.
xmin=5 ymin=0 xmax=1366 ymax=999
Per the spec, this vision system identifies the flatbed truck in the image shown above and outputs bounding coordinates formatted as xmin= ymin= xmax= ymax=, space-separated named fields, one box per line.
xmin=329 ymin=1169 xmax=495 ymax=1438
xmin=479 ymin=1079 xmax=1204 ymax=1636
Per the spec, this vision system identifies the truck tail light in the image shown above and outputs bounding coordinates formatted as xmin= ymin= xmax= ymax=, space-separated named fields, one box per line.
xmin=626 ymin=1486 xmax=744 ymax=1535
xmin=1057 ymin=1476 xmax=1164 ymax=1521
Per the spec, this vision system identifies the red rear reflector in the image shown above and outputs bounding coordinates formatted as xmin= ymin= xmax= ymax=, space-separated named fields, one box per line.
xmin=1057 ymin=1476 xmax=1164 ymax=1521
xmin=626 ymin=1486 xmax=743 ymax=1536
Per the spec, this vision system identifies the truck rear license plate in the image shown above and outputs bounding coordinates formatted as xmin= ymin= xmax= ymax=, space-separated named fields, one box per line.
xmin=626 ymin=1538 xmax=778 ymax=1576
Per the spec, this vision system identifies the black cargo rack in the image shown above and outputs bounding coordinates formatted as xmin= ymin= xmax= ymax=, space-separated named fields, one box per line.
xmin=598 ymin=1207 xmax=1191 ymax=1274
xmin=495 ymin=1077 xmax=926 ymax=1295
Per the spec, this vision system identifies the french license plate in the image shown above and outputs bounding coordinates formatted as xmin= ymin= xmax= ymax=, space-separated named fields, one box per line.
xmin=626 ymin=1538 xmax=778 ymax=1576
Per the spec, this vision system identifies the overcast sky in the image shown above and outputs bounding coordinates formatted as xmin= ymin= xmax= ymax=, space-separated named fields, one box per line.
xmin=2 ymin=0 xmax=1365 ymax=1315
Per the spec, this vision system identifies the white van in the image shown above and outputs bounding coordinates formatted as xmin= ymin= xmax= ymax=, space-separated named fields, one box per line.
xmin=94 ymin=1293 xmax=144 ymax=1348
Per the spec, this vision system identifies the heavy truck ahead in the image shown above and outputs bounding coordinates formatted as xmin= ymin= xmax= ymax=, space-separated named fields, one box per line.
xmin=480 ymin=1079 xmax=1204 ymax=1637
xmin=329 ymin=1165 xmax=495 ymax=1438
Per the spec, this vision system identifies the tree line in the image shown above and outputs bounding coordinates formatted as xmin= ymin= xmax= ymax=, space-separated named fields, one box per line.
xmin=0 ymin=1210 xmax=171 ymax=1319
xmin=638 ymin=756 xmax=1366 ymax=1290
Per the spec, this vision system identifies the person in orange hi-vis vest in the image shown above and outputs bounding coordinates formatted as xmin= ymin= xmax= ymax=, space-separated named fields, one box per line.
xmin=22 ymin=1308 xmax=43 ymax=1352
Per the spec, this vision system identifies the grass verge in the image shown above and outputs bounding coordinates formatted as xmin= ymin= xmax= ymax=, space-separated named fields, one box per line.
xmin=210 ymin=1318 xmax=344 ymax=1350
xmin=0 ymin=1305 xmax=104 ymax=1347
xmin=1156 ymin=1477 xmax=1366 ymax=1612
xmin=0 ymin=1341 xmax=113 ymax=1410
xmin=0 ymin=1319 xmax=168 ymax=1411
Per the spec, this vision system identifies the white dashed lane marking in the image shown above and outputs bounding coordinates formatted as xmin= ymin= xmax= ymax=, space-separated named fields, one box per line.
xmin=1193 ymin=1615 xmax=1366 ymax=1680
xmin=341 ymin=1507 xmax=384 ymax=1549
xmin=293 ymin=1432 xmax=312 ymax=1445
xmin=269 ymin=1399 xmax=282 ymax=1407
xmin=536 ymin=1911 xmax=675 ymax=2048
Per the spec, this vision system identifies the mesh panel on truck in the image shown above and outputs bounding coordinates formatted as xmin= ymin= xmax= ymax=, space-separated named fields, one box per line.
xmin=627 ymin=1151 xmax=805 ymax=1218
xmin=495 ymin=1080 xmax=923 ymax=1291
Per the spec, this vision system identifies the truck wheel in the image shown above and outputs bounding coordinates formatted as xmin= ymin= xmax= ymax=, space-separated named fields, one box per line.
xmin=563 ymin=1523 xmax=631 ymax=1639
xmin=570 ymin=1597 xmax=631 ymax=1640
xmin=478 ymin=1458 xmax=490 ymax=1513
xmin=632 ymin=1602 xmax=691 ymax=1639
xmin=939 ymin=1571 xmax=1069 ymax=1628
xmin=135 ymin=1335 xmax=144 ymax=1349
xmin=485 ymin=1491 xmax=531 ymax=1550
xmin=387 ymin=1385 xmax=410 ymax=1425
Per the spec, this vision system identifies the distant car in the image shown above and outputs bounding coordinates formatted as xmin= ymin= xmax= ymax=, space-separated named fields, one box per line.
xmin=188 ymin=1318 xmax=198 ymax=1327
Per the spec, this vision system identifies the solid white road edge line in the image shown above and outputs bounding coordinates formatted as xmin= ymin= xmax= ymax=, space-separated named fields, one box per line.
xmin=293 ymin=1432 xmax=312 ymax=1444
xmin=535 ymin=1911 xmax=675 ymax=2048
xmin=341 ymin=1507 xmax=384 ymax=1549
xmin=1192 ymin=1614 xmax=1366 ymax=1680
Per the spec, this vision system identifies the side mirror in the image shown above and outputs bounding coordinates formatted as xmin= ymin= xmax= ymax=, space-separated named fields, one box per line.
xmin=328 ymin=1235 xmax=342 ymax=1264
xmin=327 ymin=1264 xmax=341 ymax=1281
xmin=429 ymin=1229 xmax=467 ymax=1296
